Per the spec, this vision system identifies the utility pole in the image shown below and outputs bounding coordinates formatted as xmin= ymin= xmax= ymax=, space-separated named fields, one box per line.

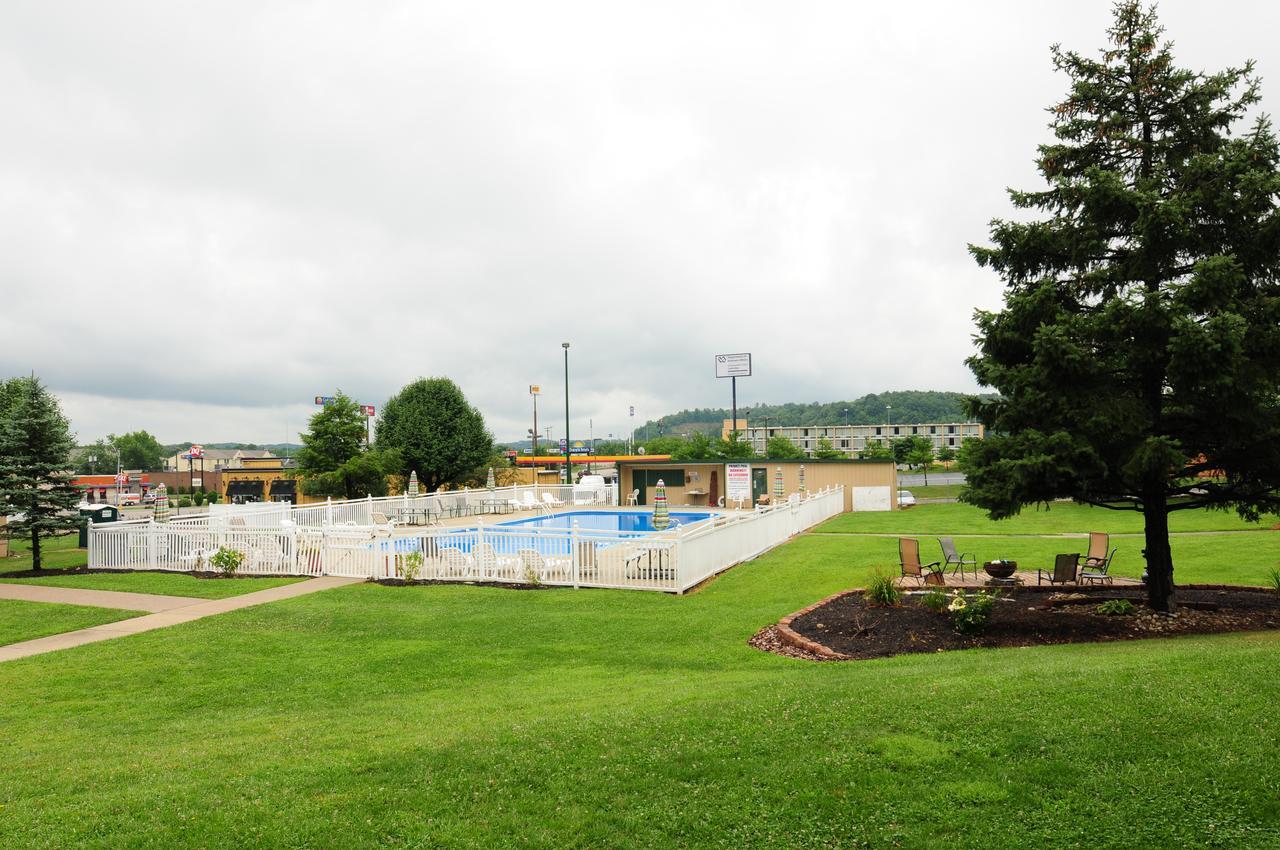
xmin=562 ymin=343 xmax=571 ymax=485
xmin=529 ymin=384 xmax=541 ymax=472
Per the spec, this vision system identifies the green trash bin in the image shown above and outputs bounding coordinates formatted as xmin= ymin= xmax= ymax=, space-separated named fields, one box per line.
xmin=79 ymin=505 xmax=121 ymax=547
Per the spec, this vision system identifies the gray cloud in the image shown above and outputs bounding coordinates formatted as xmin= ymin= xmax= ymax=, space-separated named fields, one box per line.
xmin=3 ymin=1 xmax=1276 ymax=443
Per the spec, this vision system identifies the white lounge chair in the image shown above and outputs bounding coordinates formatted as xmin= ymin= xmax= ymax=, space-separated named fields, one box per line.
xmin=541 ymin=491 xmax=565 ymax=508
xmin=440 ymin=547 xmax=473 ymax=578
xmin=475 ymin=542 xmax=518 ymax=580
xmin=519 ymin=492 xmax=544 ymax=513
xmin=518 ymin=548 xmax=570 ymax=582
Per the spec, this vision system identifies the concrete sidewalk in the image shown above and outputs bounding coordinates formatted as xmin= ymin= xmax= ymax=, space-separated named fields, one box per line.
xmin=0 ymin=583 xmax=202 ymax=613
xmin=0 ymin=576 xmax=364 ymax=663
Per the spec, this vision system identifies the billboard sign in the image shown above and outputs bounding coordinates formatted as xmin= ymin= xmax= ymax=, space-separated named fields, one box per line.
xmin=361 ymin=405 xmax=376 ymax=417
xmin=189 ymin=444 xmax=204 ymax=459
xmin=715 ymin=353 xmax=752 ymax=379
xmin=314 ymin=396 xmax=336 ymax=406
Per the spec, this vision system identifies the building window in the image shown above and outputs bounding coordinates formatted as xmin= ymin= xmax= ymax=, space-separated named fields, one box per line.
xmin=930 ymin=425 xmax=937 ymax=434
xmin=949 ymin=437 xmax=956 ymax=446
xmin=875 ymin=427 xmax=882 ymax=436
xmin=893 ymin=427 xmax=900 ymax=436
xmin=948 ymin=425 xmax=957 ymax=434
xmin=840 ymin=439 xmax=849 ymax=448
xmin=911 ymin=426 xmax=918 ymax=435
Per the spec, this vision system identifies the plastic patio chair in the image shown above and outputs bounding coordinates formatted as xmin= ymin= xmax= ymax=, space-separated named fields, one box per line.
xmin=1037 ymin=553 xmax=1080 ymax=586
xmin=627 ymin=489 xmax=639 ymax=506
xmin=541 ymin=491 xmax=565 ymax=508
xmin=899 ymin=538 xmax=944 ymax=586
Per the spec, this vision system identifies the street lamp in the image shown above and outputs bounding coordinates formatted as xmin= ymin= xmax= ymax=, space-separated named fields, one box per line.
xmin=562 ymin=342 xmax=571 ymax=485
xmin=843 ymin=408 xmax=849 ymax=427
xmin=529 ymin=384 xmax=541 ymax=467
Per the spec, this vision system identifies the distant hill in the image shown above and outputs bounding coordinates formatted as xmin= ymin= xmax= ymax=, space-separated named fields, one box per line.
xmin=635 ymin=391 xmax=992 ymax=436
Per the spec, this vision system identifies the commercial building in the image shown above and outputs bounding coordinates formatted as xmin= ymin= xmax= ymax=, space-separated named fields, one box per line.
xmin=616 ymin=457 xmax=898 ymax=512
xmin=744 ymin=422 xmax=984 ymax=457
xmin=220 ymin=456 xmax=305 ymax=504
xmin=164 ymin=448 xmax=275 ymax=473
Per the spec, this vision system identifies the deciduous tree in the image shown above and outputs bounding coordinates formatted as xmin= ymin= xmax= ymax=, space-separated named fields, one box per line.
xmin=376 ymin=378 xmax=493 ymax=493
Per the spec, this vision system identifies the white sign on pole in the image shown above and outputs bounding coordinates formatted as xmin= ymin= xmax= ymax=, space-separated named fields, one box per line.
xmin=725 ymin=463 xmax=752 ymax=503
xmin=715 ymin=353 xmax=752 ymax=379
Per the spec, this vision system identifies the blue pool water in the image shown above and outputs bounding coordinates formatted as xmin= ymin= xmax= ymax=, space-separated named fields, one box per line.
xmin=371 ymin=510 xmax=713 ymax=555
xmin=499 ymin=510 xmax=712 ymax=533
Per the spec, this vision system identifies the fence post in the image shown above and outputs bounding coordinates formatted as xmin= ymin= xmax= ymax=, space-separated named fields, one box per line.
xmin=326 ymin=496 xmax=333 ymax=527
xmin=475 ymin=521 xmax=484 ymax=579
xmin=571 ymin=519 xmax=580 ymax=589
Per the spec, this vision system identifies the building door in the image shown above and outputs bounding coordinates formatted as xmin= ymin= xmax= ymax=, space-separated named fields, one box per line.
xmin=751 ymin=468 xmax=768 ymax=505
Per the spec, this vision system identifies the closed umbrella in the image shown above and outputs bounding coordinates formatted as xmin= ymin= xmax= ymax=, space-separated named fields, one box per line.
xmin=153 ymin=484 xmax=170 ymax=523
xmin=773 ymin=466 xmax=784 ymax=502
xmin=798 ymin=464 xmax=806 ymax=495
xmin=408 ymin=470 xmax=420 ymax=497
xmin=486 ymin=467 xmax=496 ymax=491
xmin=652 ymin=479 xmax=670 ymax=530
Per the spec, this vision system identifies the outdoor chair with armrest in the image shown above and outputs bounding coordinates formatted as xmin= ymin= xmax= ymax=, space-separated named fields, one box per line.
xmin=1038 ymin=553 xmax=1080 ymax=586
xmin=938 ymin=536 xmax=977 ymax=579
xmin=899 ymin=537 xmax=944 ymax=586
xmin=1082 ymin=532 xmax=1109 ymax=569
xmin=1080 ymin=548 xmax=1117 ymax=585
xmin=627 ymin=489 xmax=639 ymax=506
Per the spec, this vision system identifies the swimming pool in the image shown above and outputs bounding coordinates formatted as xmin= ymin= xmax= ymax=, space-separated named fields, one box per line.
xmin=499 ymin=510 xmax=713 ymax=533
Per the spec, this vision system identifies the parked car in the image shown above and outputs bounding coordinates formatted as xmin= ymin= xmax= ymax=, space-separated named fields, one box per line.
xmin=897 ymin=489 xmax=917 ymax=508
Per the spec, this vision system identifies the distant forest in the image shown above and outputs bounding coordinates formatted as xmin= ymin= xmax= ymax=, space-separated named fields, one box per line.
xmin=636 ymin=391 xmax=992 ymax=436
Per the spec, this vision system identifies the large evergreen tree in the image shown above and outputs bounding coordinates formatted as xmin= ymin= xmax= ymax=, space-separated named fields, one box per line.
xmin=0 ymin=377 xmax=81 ymax=570
xmin=294 ymin=392 xmax=398 ymax=499
xmin=964 ymin=2 xmax=1280 ymax=611
xmin=375 ymin=378 xmax=493 ymax=493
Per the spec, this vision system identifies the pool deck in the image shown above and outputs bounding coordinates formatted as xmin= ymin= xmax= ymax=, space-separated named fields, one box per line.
xmin=389 ymin=503 xmax=733 ymax=533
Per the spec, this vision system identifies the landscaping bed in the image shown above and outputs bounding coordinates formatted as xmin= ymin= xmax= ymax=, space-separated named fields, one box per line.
xmin=767 ymin=586 xmax=1280 ymax=661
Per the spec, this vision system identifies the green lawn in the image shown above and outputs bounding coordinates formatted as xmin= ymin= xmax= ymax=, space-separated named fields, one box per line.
xmin=1 ymin=532 xmax=88 ymax=573
xmin=0 ymin=599 xmax=138 ymax=647
xmin=0 ymin=572 xmax=307 ymax=599
xmin=1 ymin=519 xmax=1278 ymax=847
xmin=821 ymin=500 xmax=1280 ymax=535
xmin=903 ymin=483 xmax=964 ymax=499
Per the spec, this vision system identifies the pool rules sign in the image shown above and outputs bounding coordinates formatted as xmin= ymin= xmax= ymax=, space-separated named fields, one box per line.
xmin=715 ymin=353 xmax=751 ymax=441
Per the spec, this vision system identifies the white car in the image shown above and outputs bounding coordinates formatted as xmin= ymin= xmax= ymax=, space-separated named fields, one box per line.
xmin=897 ymin=489 xmax=917 ymax=508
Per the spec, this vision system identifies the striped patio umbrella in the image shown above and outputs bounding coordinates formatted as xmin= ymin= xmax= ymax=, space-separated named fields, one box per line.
xmin=407 ymin=470 xmax=420 ymax=497
xmin=153 ymin=484 xmax=170 ymax=523
xmin=652 ymin=479 xmax=670 ymax=530
xmin=774 ymin=466 xmax=784 ymax=501
xmin=486 ymin=467 xmax=496 ymax=491
xmin=798 ymin=464 xmax=806 ymax=495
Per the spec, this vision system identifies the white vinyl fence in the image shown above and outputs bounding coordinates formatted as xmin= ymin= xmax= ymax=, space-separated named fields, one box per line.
xmin=89 ymin=486 xmax=844 ymax=593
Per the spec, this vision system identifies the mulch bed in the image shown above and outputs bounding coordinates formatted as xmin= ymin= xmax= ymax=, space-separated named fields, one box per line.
xmin=0 ymin=567 xmax=308 ymax=581
xmin=761 ymin=586 xmax=1280 ymax=661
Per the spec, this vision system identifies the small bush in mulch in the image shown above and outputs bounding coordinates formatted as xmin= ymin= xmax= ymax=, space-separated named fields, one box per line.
xmin=372 ymin=578 xmax=551 ymax=591
xmin=764 ymin=587 xmax=1280 ymax=661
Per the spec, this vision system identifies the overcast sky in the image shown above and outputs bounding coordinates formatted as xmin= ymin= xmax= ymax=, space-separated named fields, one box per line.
xmin=3 ymin=1 xmax=1276 ymax=445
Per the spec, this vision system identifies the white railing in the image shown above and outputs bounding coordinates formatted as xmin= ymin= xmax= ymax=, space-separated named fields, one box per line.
xmin=87 ymin=486 xmax=844 ymax=593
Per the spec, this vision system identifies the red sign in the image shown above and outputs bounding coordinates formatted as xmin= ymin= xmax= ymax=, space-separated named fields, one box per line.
xmin=361 ymin=405 xmax=376 ymax=416
xmin=189 ymin=444 xmax=204 ymax=459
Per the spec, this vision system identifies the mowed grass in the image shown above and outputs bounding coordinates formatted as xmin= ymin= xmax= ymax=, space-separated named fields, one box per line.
xmin=1 ymin=532 xmax=87 ymax=573
xmin=820 ymin=500 xmax=1280 ymax=535
xmin=0 ymin=572 xmax=306 ymax=599
xmin=1 ymin=520 xmax=1279 ymax=847
xmin=0 ymin=599 xmax=138 ymax=647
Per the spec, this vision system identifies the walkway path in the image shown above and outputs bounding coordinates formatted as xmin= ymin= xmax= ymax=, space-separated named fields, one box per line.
xmin=0 ymin=576 xmax=364 ymax=663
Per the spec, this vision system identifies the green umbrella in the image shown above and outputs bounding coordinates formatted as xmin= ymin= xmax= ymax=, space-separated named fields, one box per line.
xmin=773 ymin=466 xmax=784 ymax=501
xmin=407 ymin=470 xmax=419 ymax=497
xmin=798 ymin=464 xmax=806 ymax=495
xmin=486 ymin=467 xmax=496 ymax=491
xmin=652 ymin=479 xmax=670 ymax=530
xmin=153 ymin=484 xmax=170 ymax=523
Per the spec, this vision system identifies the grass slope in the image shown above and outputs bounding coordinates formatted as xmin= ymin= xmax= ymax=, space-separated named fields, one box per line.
xmin=0 ymin=599 xmax=138 ymax=647
xmin=0 ymin=525 xmax=1278 ymax=847
xmin=820 ymin=501 xmax=1280 ymax=535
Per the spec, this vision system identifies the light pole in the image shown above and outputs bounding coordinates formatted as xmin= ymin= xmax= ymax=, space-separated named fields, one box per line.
xmin=529 ymin=384 xmax=541 ymax=469
xmin=562 ymin=342 xmax=571 ymax=485
xmin=843 ymin=408 xmax=849 ymax=427
xmin=759 ymin=416 xmax=772 ymax=455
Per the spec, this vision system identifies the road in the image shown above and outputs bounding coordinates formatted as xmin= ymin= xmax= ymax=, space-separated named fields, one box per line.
xmin=898 ymin=471 xmax=966 ymax=487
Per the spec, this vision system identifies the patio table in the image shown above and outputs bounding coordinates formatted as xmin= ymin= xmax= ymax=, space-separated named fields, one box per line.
xmin=397 ymin=507 xmax=439 ymax=526
xmin=478 ymin=499 xmax=513 ymax=515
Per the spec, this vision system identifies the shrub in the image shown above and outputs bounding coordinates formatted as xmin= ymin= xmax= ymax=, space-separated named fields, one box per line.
xmin=401 ymin=551 xmax=424 ymax=583
xmin=921 ymin=588 xmax=948 ymax=613
xmin=209 ymin=546 xmax=245 ymax=577
xmin=205 ymin=492 xmax=220 ymax=504
xmin=947 ymin=590 xmax=999 ymax=635
xmin=1267 ymin=567 xmax=1280 ymax=592
xmin=177 ymin=496 xmax=193 ymax=508
xmin=1097 ymin=598 xmax=1137 ymax=616
xmin=865 ymin=571 xmax=902 ymax=607
xmin=192 ymin=491 xmax=205 ymax=507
